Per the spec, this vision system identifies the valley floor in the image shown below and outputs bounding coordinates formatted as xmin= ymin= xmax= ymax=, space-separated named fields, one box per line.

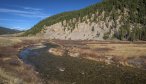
xmin=0 ymin=36 xmax=146 ymax=84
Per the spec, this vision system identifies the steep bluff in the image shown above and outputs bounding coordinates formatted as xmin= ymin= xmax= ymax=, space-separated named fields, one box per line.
xmin=42 ymin=12 xmax=115 ymax=40
xmin=24 ymin=0 xmax=146 ymax=41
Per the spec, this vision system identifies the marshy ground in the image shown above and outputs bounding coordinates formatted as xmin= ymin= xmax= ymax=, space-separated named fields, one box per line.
xmin=0 ymin=37 xmax=146 ymax=84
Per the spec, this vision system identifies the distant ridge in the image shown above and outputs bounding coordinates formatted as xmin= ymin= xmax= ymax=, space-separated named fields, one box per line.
xmin=0 ymin=26 xmax=20 ymax=35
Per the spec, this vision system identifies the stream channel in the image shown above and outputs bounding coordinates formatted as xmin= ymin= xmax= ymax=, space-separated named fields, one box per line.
xmin=19 ymin=43 xmax=146 ymax=84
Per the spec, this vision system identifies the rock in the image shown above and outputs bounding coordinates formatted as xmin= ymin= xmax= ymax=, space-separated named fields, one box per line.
xmin=68 ymin=52 xmax=80 ymax=57
xmin=43 ymin=12 xmax=114 ymax=40
xmin=48 ymin=48 xmax=65 ymax=56
xmin=31 ymin=43 xmax=46 ymax=49
xmin=58 ymin=67 xmax=65 ymax=72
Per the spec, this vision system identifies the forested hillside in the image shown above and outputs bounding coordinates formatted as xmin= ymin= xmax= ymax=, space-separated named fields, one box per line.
xmin=24 ymin=0 xmax=146 ymax=41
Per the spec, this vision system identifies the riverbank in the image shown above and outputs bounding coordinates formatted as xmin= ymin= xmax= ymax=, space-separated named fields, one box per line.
xmin=0 ymin=37 xmax=43 ymax=84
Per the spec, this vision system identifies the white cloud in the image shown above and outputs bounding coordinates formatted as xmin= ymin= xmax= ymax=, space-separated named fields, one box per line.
xmin=0 ymin=8 xmax=49 ymax=18
xmin=0 ymin=8 xmax=35 ymax=14
xmin=12 ymin=26 xmax=31 ymax=30
xmin=8 ymin=5 xmax=42 ymax=11
xmin=0 ymin=18 xmax=27 ymax=22
xmin=23 ymin=7 xmax=42 ymax=11
xmin=12 ymin=26 xmax=24 ymax=30
xmin=16 ymin=13 xmax=48 ymax=18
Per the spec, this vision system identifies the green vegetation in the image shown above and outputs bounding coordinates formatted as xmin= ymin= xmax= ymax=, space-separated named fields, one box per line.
xmin=91 ymin=26 xmax=95 ymax=32
xmin=114 ymin=24 xmax=130 ymax=40
xmin=114 ymin=25 xmax=146 ymax=41
xmin=103 ymin=32 xmax=110 ymax=40
xmin=24 ymin=0 xmax=146 ymax=41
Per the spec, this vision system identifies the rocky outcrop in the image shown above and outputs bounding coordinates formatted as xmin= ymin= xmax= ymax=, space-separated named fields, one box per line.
xmin=41 ymin=9 xmax=133 ymax=40
xmin=49 ymin=48 xmax=65 ymax=56
xmin=42 ymin=13 xmax=115 ymax=40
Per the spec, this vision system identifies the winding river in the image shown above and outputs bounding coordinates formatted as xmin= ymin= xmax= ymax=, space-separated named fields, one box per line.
xmin=19 ymin=43 xmax=146 ymax=84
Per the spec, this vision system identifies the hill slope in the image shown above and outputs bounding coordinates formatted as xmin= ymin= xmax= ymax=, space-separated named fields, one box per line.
xmin=24 ymin=0 xmax=146 ymax=41
xmin=0 ymin=27 xmax=20 ymax=35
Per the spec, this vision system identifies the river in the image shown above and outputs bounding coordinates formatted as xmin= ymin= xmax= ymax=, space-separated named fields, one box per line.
xmin=19 ymin=43 xmax=146 ymax=84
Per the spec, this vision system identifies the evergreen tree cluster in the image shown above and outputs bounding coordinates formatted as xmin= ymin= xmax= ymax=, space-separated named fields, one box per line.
xmin=114 ymin=25 xmax=146 ymax=41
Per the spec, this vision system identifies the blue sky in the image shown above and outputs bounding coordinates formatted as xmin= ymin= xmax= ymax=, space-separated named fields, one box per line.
xmin=0 ymin=0 xmax=101 ymax=30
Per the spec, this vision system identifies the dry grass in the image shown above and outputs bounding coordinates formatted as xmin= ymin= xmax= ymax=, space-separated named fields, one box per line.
xmin=0 ymin=38 xmax=146 ymax=83
xmin=0 ymin=37 xmax=43 ymax=84
xmin=0 ymin=37 xmax=21 ymax=47
xmin=87 ymin=43 xmax=146 ymax=58
xmin=54 ymin=40 xmax=146 ymax=68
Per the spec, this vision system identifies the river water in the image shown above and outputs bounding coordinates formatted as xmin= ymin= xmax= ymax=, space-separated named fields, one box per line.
xmin=19 ymin=43 xmax=146 ymax=84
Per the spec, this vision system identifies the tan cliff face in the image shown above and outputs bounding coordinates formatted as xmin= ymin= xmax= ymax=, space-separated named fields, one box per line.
xmin=38 ymin=9 xmax=142 ymax=40
xmin=41 ymin=12 xmax=118 ymax=40
xmin=42 ymin=21 xmax=114 ymax=40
